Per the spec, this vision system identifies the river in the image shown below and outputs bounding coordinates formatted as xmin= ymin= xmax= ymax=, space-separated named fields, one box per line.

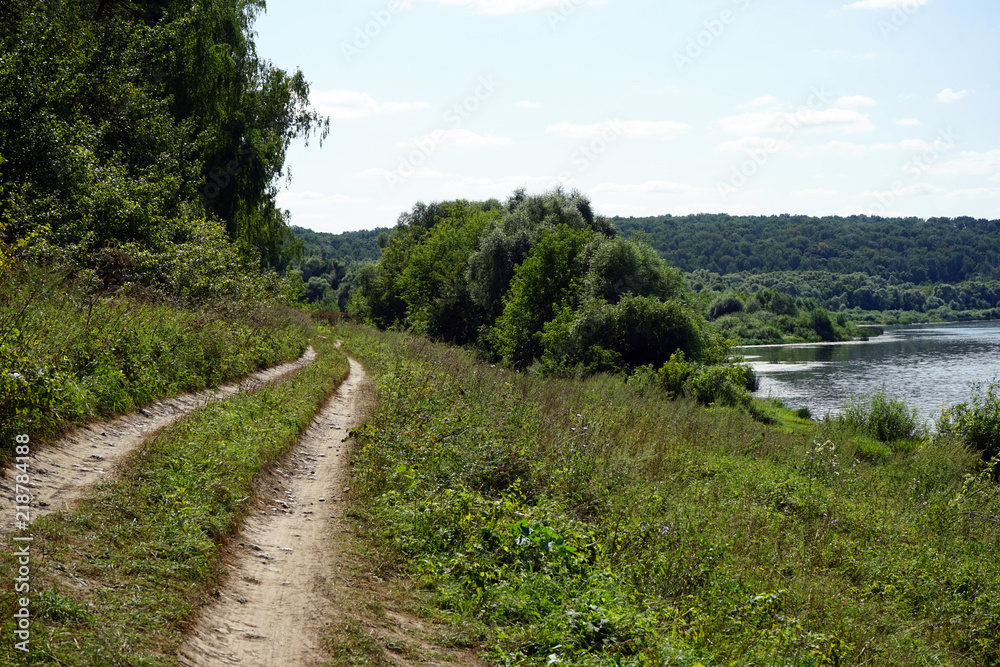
xmin=740 ymin=320 xmax=1000 ymax=426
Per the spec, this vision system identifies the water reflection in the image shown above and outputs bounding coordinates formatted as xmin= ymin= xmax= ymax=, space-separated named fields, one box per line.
xmin=740 ymin=321 xmax=1000 ymax=425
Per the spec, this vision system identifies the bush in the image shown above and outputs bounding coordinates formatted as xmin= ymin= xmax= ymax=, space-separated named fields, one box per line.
xmin=839 ymin=388 xmax=920 ymax=443
xmin=937 ymin=381 xmax=1000 ymax=466
xmin=707 ymin=294 xmax=744 ymax=320
xmin=688 ymin=364 xmax=753 ymax=409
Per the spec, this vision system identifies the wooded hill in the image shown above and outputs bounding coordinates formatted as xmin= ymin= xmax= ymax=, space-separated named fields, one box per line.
xmin=614 ymin=213 xmax=1000 ymax=284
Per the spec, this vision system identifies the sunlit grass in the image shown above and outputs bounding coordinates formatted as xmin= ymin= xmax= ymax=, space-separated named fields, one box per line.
xmin=1 ymin=265 xmax=310 ymax=461
xmin=339 ymin=324 xmax=1000 ymax=666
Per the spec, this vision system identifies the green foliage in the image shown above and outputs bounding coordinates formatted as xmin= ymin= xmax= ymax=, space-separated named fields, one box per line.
xmin=707 ymin=294 xmax=744 ymax=320
xmin=539 ymin=295 xmax=707 ymax=373
xmin=0 ymin=264 xmax=309 ymax=457
xmin=0 ymin=0 xmax=327 ymax=275
xmin=937 ymin=380 xmax=1000 ymax=466
xmin=341 ymin=326 xmax=997 ymax=667
xmin=491 ymin=225 xmax=593 ymax=366
xmin=353 ymin=188 xmax=732 ymax=379
xmin=839 ymin=388 xmax=922 ymax=444
xmin=617 ymin=213 xmax=1000 ymax=284
xmin=400 ymin=202 xmax=499 ymax=341
xmin=580 ymin=235 xmax=684 ymax=304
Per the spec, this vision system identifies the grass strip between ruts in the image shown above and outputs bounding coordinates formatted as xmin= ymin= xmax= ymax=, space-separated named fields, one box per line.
xmin=0 ymin=332 xmax=349 ymax=666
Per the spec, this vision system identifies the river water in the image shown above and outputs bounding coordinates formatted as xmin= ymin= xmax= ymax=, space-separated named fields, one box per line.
xmin=740 ymin=320 xmax=1000 ymax=426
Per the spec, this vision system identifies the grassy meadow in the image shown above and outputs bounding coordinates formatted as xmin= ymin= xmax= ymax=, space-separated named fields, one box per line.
xmin=338 ymin=324 xmax=1000 ymax=667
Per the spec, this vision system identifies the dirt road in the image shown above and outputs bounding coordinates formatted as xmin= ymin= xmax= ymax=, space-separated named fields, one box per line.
xmin=177 ymin=356 xmax=368 ymax=667
xmin=0 ymin=347 xmax=316 ymax=533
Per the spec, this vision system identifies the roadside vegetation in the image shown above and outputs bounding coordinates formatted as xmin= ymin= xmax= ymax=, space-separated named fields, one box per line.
xmin=339 ymin=324 xmax=1000 ymax=667
xmin=0 ymin=333 xmax=348 ymax=665
xmin=0 ymin=262 xmax=310 ymax=462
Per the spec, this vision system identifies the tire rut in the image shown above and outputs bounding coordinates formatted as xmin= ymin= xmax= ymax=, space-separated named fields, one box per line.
xmin=0 ymin=346 xmax=316 ymax=533
xmin=177 ymin=356 xmax=367 ymax=667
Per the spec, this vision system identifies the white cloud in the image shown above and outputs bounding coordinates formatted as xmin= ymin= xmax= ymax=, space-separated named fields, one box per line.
xmin=277 ymin=190 xmax=367 ymax=206
xmin=896 ymin=118 xmax=922 ymax=127
xmin=356 ymin=167 xmax=447 ymax=180
xmin=738 ymin=95 xmax=782 ymax=109
xmin=439 ymin=175 xmax=566 ymax=197
xmin=312 ymin=90 xmax=429 ymax=120
xmin=714 ymin=136 xmax=794 ymax=153
xmin=859 ymin=183 xmax=942 ymax=199
xmin=947 ymin=187 xmax=1000 ymax=198
xmin=834 ymin=95 xmax=877 ymax=109
xmin=926 ymin=149 xmax=1000 ymax=175
xmin=412 ymin=0 xmax=606 ymax=15
xmin=792 ymin=189 xmax=838 ymax=198
xmin=844 ymin=0 xmax=930 ymax=8
xmin=514 ymin=100 xmax=541 ymax=109
xmin=718 ymin=107 xmax=875 ymax=135
xmin=898 ymin=138 xmax=953 ymax=151
xmin=592 ymin=181 xmax=707 ymax=195
xmin=936 ymin=88 xmax=973 ymax=103
xmin=816 ymin=140 xmax=870 ymax=155
xmin=395 ymin=129 xmax=511 ymax=149
xmin=546 ymin=119 xmax=690 ymax=140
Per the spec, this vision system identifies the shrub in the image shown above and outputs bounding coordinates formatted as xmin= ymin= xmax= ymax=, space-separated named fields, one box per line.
xmin=839 ymin=388 xmax=920 ymax=443
xmin=707 ymin=294 xmax=744 ymax=320
xmin=937 ymin=380 xmax=1000 ymax=466
xmin=688 ymin=364 xmax=753 ymax=409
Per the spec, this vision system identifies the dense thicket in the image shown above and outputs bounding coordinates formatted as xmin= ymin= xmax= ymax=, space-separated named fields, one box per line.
xmin=350 ymin=188 xmax=732 ymax=376
xmin=617 ymin=214 xmax=1000 ymax=284
xmin=0 ymin=0 xmax=327 ymax=280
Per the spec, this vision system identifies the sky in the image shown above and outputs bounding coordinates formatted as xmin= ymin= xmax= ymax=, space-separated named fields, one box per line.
xmin=253 ymin=0 xmax=1000 ymax=234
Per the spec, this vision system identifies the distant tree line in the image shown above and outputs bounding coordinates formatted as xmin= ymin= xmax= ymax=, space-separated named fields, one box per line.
xmin=616 ymin=214 xmax=1000 ymax=284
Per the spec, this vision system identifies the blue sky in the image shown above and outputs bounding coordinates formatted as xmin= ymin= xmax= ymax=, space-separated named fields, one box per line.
xmin=254 ymin=0 xmax=1000 ymax=233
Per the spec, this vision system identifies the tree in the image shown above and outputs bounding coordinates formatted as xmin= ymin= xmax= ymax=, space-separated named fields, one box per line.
xmin=489 ymin=225 xmax=593 ymax=367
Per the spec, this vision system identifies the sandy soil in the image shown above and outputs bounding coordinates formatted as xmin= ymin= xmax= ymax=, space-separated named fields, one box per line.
xmin=177 ymin=356 xmax=367 ymax=666
xmin=0 ymin=346 xmax=316 ymax=533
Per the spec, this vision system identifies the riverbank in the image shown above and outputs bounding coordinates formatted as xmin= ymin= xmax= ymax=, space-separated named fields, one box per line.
xmin=335 ymin=323 xmax=999 ymax=667
xmin=743 ymin=320 xmax=1000 ymax=426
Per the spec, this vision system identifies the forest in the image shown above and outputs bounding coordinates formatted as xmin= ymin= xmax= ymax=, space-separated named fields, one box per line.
xmin=614 ymin=213 xmax=1000 ymax=284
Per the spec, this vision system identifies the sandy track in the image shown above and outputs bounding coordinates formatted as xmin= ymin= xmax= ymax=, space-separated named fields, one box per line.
xmin=177 ymin=356 xmax=367 ymax=667
xmin=0 ymin=347 xmax=316 ymax=531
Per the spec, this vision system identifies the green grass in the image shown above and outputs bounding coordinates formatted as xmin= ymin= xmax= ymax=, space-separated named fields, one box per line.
xmin=0 ymin=333 xmax=349 ymax=666
xmin=1 ymin=265 xmax=311 ymax=461
xmin=337 ymin=324 xmax=1000 ymax=667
